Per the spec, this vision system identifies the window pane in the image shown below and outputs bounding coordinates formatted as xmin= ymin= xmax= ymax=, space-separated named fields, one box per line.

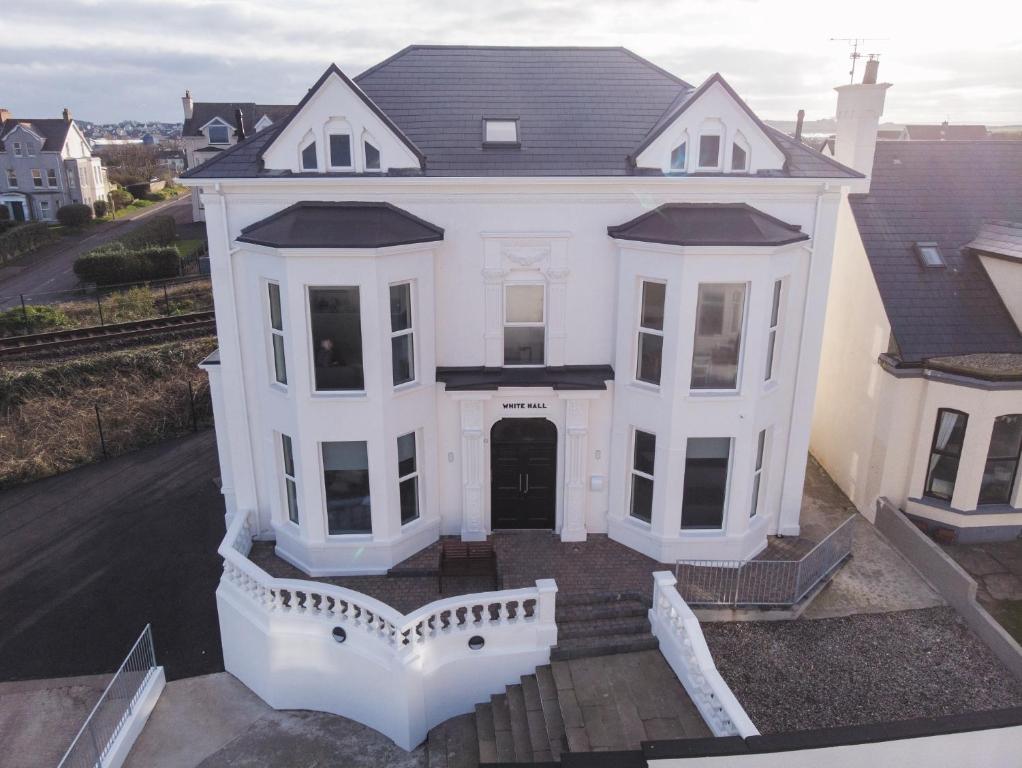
xmin=926 ymin=455 xmax=960 ymax=500
xmin=934 ymin=410 xmax=968 ymax=455
xmin=286 ymin=478 xmax=299 ymax=524
xmin=750 ymin=473 xmax=761 ymax=518
xmin=640 ymin=281 xmax=665 ymax=330
xmin=323 ymin=441 xmax=371 ymax=534
xmin=988 ymin=415 xmax=1022 ymax=459
xmin=400 ymin=477 xmax=419 ymax=524
xmin=691 ymin=284 xmax=746 ymax=390
xmin=301 ymin=141 xmax=317 ymax=170
xmin=682 ymin=437 xmax=730 ymax=529
xmin=699 ymin=135 xmax=720 ymax=167
xmin=979 ymin=415 xmax=1022 ymax=505
xmin=282 ymin=434 xmax=295 ymax=476
xmin=310 ymin=287 xmax=363 ymax=391
xmin=329 ymin=134 xmax=351 ymax=167
xmin=630 ymin=475 xmax=654 ymax=523
xmin=390 ymin=283 xmax=412 ymax=332
xmin=732 ymin=143 xmax=747 ymax=170
xmin=397 ymin=432 xmax=417 ymax=477
xmin=392 ymin=334 xmax=415 ymax=385
xmin=755 ymin=430 xmax=766 ymax=470
xmin=636 ymin=332 xmax=663 ymax=385
xmin=770 ymin=280 xmax=782 ymax=326
xmin=506 ymin=285 xmax=544 ymax=323
xmin=764 ymin=330 xmax=776 ymax=381
xmin=272 ymin=335 xmax=287 ymax=384
xmin=670 ymin=143 xmax=686 ymax=171
xmin=633 ymin=430 xmax=656 ymax=476
xmin=365 ymin=141 xmax=380 ymax=170
xmin=208 ymin=125 xmax=229 ymax=144
xmin=918 ymin=246 xmax=944 ymax=266
xmin=504 ymin=327 xmax=544 ymax=365
xmin=268 ymin=283 xmax=283 ymax=330
xmin=485 ymin=120 xmax=518 ymax=143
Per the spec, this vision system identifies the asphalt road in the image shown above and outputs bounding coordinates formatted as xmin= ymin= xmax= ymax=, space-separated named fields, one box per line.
xmin=0 ymin=431 xmax=226 ymax=682
xmin=0 ymin=197 xmax=193 ymax=308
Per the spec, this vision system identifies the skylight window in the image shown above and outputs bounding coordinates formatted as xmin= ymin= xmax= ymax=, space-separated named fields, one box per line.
xmin=915 ymin=242 xmax=945 ymax=268
xmin=483 ymin=119 xmax=519 ymax=145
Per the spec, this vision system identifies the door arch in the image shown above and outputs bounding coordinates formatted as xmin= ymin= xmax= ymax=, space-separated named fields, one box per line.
xmin=490 ymin=418 xmax=557 ymax=529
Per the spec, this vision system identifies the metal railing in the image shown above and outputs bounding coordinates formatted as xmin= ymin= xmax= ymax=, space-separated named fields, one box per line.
xmin=57 ymin=625 xmax=158 ymax=768
xmin=675 ymin=515 xmax=856 ymax=607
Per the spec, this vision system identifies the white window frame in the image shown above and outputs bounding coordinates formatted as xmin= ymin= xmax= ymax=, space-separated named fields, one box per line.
xmin=680 ymin=437 xmax=734 ymax=533
xmin=764 ymin=279 xmax=783 ymax=383
xmin=750 ymin=429 xmax=767 ymax=518
xmin=397 ymin=431 xmax=420 ymax=526
xmin=13 ymin=142 xmax=23 ymax=158
xmin=483 ymin=118 xmax=520 ymax=145
xmin=6 ymin=168 xmax=17 ymax=188
xmin=629 ymin=428 xmax=656 ymax=525
xmin=31 ymin=169 xmax=43 ymax=188
xmin=266 ymin=281 xmax=287 ymax=387
xmin=307 ymin=285 xmax=366 ymax=397
xmin=389 ymin=281 xmax=416 ymax=388
xmin=320 ymin=439 xmax=373 ymax=538
xmin=503 ymin=282 xmax=546 ymax=368
xmin=689 ymin=282 xmax=749 ymax=395
xmin=696 ymin=131 xmax=723 ymax=171
xmin=46 ymin=168 xmax=58 ymax=188
xmin=207 ymin=122 xmax=230 ymax=145
xmin=280 ymin=433 xmax=299 ymax=525
xmin=635 ymin=278 xmax=666 ymax=388
xmin=39 ymin=200 xmax=51 ymax=220
xmin=327 ymin=132 xmax=353 ymax=171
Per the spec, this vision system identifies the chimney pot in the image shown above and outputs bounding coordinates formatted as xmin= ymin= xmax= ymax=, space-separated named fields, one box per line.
xmin=234 ymin=108 xmax=246 ymax=140
xmin=795 ymin=109 xmax=806 ymax=141
xmin=863 ymin=57 xmax=880 ymax=84
xmin=182 ymin=90 xmax=194 ymax=121
xmin=63 ymin=107 xmax=72 ymax=124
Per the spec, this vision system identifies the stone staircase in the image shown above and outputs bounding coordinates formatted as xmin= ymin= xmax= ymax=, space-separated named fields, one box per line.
xmin=551 ymin=591 xmax=658 ymax=661
xmin=426 ymin=649 xmax=712 ymax=767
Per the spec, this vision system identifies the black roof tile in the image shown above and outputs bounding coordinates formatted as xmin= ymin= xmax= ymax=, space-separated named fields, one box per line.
xmin=608 ymin=203 xmax=809 ymax=247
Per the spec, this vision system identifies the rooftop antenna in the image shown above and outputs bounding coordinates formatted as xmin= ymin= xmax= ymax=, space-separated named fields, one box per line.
xmin=830 ymin=38 xmax=887 ymax=83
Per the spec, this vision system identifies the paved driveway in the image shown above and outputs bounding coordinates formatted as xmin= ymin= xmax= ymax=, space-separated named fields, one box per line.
xmin=0 ymin=431 xmax=225 ymax=682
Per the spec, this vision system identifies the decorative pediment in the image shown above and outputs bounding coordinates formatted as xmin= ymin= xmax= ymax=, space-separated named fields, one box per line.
xmin=260 ymin=64 xmax=423 ymax=174
xmin=631 ymin=73 xmax=786 ymax=175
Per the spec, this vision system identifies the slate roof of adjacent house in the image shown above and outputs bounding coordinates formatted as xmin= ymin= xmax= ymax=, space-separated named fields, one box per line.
xmin=903 ymin=124 xmax=988 ymax=141
xmin=0 ymin=118 xmax=72 ymax=152
xmin=182 ymin=103 xmax=294 ymax=136
xmin=182 ymin=46 xmax=860 ymax=180
xmin=965 ymin=220 xmax=1022 ymax=262
xmin=849 ymin=141 xmax=1022 ymax=363
xmin=236 ymin=201 xmax=444 ymax=249
xmin=608 ymin=203 xmax=809 ymax=247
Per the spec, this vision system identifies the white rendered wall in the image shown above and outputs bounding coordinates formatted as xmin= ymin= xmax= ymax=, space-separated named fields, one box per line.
xmin=979 ymin=255 xmax=1022 ymax=334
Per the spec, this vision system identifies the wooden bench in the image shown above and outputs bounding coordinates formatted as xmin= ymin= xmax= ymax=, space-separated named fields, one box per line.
xmin=439 ymin=541 xmax=498 ymax=593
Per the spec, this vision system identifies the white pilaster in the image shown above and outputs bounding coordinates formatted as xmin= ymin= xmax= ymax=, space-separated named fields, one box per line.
xmin=561 ymin=397 xmax=590 ymax=542
xmin=460 ymin=398 xmax=488 ymax=540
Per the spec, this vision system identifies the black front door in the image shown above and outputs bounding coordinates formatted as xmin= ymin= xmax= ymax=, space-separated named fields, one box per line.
xmin=491 ymin=418 xmax=557 ymax=529
xmin=10 ymin=201 xmax=25 ymax=222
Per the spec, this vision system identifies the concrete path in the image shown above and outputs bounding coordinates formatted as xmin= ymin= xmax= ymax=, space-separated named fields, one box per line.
xmin=125 ymin=673 xmax=426 ymax=768
xmin=0 ymin=674 xmax=109 ymax=768
xmin=943 ymin=540 xmax=1022 ymax=643
xmin=0 ymin=197 xmax=191 ymax=305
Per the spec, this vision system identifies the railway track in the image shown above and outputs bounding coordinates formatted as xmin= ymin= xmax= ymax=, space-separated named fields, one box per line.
xmin=0 ymin=311 xmax=216 ymax=359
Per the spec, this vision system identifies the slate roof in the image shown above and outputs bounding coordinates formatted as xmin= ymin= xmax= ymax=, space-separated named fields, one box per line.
xmin=608 ymin=203 xmax=808 ymax=247
xmin=965 ymin=220 xmax=1022 ymax=262
xmin=849 ymin=141 xmax=1022 ymax=363
xmin=0 ymin=118 xmax=72 ymax=152
xmin=235 ymin=201 xmax=444 ymax=249
xmin=183 ymin=46 xmax=860 ymax=180
xmin=903 ymin=124 xmax=988 ymax=141
xmin=182 ymin=103 xmax=294 ymax=136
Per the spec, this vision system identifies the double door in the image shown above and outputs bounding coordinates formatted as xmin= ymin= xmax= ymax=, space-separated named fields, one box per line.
xmin=490 ymin=418 xmax=556 ymax=529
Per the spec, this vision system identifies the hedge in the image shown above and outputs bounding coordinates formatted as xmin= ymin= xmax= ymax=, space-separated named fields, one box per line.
xmin=73 ymin=244 xmax=181 ymax=286
xmin=0 ymin=223 xmax=60 ymax=262
xmin=93 ymin=200 xmax=108 ymax=218
xmin=57 ymin=203 xmax=93 ymax=228
xmin=119 ymin=215 xmax=177 ymax=249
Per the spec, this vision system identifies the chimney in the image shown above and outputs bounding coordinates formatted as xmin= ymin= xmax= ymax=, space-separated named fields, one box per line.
xmin=0 ymin=108 xmax=10 ymax=124
xmin=182 ymin=90 xmax=194 ymax=120
xmin=234 ymin=108 xmax=246 ymax=141
xmin=795 ymin=109 xmax=805 ymax=141
xmin=833 ymin=57 xmax=890 ymax=188
xmin=62 ymin=107 xmax=72 ymax=124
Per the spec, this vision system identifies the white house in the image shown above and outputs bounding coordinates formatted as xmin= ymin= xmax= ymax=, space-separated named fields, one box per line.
xmin=812 ymin=63 xmax=1022 ymax=542
xmin=181 ymin=45 xmax=864 ymax=578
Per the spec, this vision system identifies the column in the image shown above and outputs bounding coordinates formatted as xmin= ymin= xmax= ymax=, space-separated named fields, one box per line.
xmin=561 ymin=398 xmax=589 ymax=542
xmin=460 ymin=398 xmax=488 ymax=541
xmin=545 ymin=266 xmax=569 ymax=367
xmin=482 ymin=268 xmax=505 ymax=367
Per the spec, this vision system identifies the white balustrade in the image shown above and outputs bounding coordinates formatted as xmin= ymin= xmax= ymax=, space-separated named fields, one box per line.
xmin=650 ymin=571 xmax=759 ymax=739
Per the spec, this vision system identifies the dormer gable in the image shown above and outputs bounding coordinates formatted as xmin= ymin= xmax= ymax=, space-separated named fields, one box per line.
xmin=2 ymin=124 xmax=43 ymax=156
xmin=261 ymin=64 xmax=423 ymax=174
xmin=254 ymin=114 xmax=274 ymax=132
xmin=631 ymin=73 xmax=786 ymax=175
xmin=200 ymin=117 xmax=233 ymax=145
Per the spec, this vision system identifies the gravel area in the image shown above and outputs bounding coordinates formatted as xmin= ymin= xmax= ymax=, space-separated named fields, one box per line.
xmin=702 ymin=606 xmax=1022 ymax=734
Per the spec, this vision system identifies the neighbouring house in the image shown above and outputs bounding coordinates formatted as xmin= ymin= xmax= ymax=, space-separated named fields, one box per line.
xmin=181 ymin=45 xmax=865 ymax=578
xmin=0 ymin=107 xmax=110 ymax=222
xmin=180 ymin=91 xmax=293 ymax=221
xmin=812 ymin=63 xmax=1022 ymax=543
xmin=155 ymin=147 xmax=186 ymax=174
xmin=898 ymin=122 xmax=989 ymax=141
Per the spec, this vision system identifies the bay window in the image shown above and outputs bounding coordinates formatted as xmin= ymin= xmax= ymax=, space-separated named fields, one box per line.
xmin=630 ymin=430 xmax=656 ymax=523
xmin=390 ymin=283 xmax=415 ymax=386
xmin=504 ymin=284 xmax=545 ymax=366
xmin=323 ymin=441 xmax=371 ymax=534
xmin=924 ymin=409 xmax=968 ymax=501
xmin=690 ymin=283 xmax=746 ymax=390
xmin=636 ymin=280 xmax=665 ymax=385
xmin=681 ymin=438 xmax=731 ymax=530
xmin=309 ymin=287 xmax=364 ymax=392
xmin=979 ymin=415 xmax=1022 ymax=505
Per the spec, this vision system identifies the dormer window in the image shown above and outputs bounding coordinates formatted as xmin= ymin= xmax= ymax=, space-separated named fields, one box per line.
xmin=328 ymin=133 xmax=352 ymax=169
xmin=364 ymin=140 xmax=381 ymax=171
xmin=670 ymin=142 xmax=687 ymax=172
xmin=731 ymin=143 xmax=748 ymax=172
xmin=13 ymin=142 xmax=23 ymax=157
xmin=698 ymin=134 xmax=722 ymax=170
xmin=254 ymin=115 xmax=273 ymax=133
xmin=208 ymin=124 xmax=230 ymax=145
xmin=301 ymin=140 xmax=317 ymax=171
xmin=483 ymin=119 xmax=519 ymax=146
xmin=915 ymin=242 xmax=945 ymax=268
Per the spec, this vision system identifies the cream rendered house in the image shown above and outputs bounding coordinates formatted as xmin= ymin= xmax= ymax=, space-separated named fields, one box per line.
xmin=812 ymin=63 xmax=1022 ymax=542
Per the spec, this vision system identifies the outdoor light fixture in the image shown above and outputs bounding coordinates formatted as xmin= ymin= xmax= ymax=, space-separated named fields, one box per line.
xmin=468 ymin=635 xmax=485 ymax=650
xmin=332 ymin=626 xmax=347 ymax=643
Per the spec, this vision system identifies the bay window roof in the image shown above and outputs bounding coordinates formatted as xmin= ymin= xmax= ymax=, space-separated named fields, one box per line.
xmin=608 ymin=203 xmax=809 ymax=247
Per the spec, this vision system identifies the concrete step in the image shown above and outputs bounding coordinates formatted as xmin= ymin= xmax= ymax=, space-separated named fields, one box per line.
xmin=521 ymin=674 xmax=553 ymax=762
xmin=555 ymin=600 xmax=649 ymax=623
xmin=556 ymin=590 xmax=649 ymax=607
xmin=551 ymin=633 xmax=659 ymax=661
xmin=535 ymin=666 xmax=567 ymax=759
xmin=506 ymin=683 xmax=534 ymax=763
xmin=475 ymin=702 xmax=497 ymax=764
xmin=426 ymin=712 xmax=478 ymax=768
xmin=491 ymin=693 xmax=515 ymax=763
xmin=557 ymin=615 xmax=651 ymax=640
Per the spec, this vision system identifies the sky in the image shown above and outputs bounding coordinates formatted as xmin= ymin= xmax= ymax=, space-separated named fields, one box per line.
xmin=4 ymin=0 xmax=1020 ymax=125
